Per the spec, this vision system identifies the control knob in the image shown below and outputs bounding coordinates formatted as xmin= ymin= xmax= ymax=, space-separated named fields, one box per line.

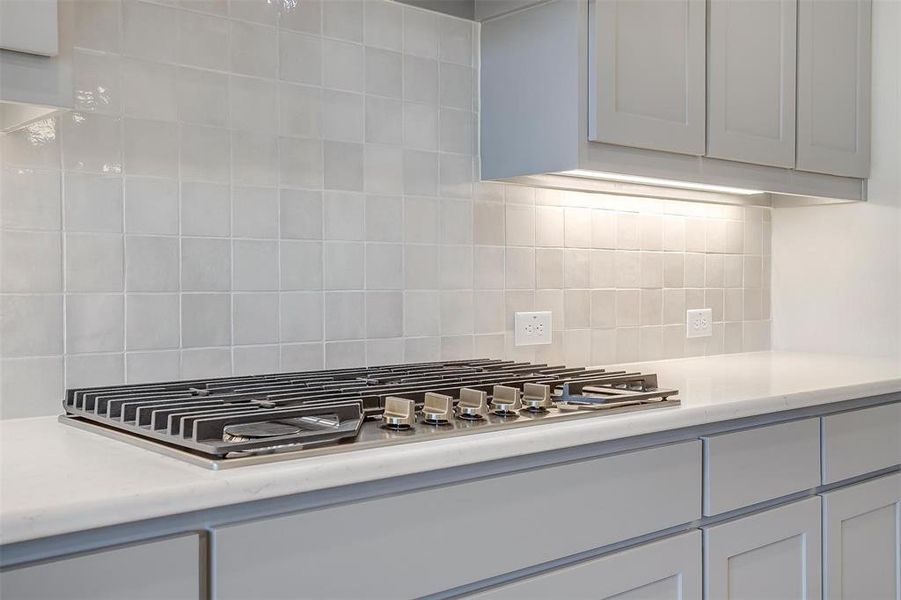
xmin=522 ymin=383 xmax=553 ymax=412
xmin=382 ymin=397 xmax=416 ymax=430
xmin=422 ymin=392 xmax=454 ymax=425
xmin=490 ymin=385 xmax=522 ymax=416
xmin=456 ymin=388 xmax=489 ymax=420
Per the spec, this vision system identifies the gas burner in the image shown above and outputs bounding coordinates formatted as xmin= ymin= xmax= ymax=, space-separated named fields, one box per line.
xmin=59 ymin=359 xmax=679 ymax=468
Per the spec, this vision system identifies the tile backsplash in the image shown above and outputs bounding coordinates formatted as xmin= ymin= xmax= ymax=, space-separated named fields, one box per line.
xmin=0 ymin=0 xmax=771 ymax=418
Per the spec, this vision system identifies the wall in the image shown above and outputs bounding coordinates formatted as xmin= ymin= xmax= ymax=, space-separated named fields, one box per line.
xmin=0 ymin=0 xmax=772 ymax=419
xmin=772 ymin=0 xmax=901 ymax=360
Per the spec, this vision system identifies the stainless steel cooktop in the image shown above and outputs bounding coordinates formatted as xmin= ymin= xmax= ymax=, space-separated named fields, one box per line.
xmin=59 ymin=359 xmax=679 ymax=469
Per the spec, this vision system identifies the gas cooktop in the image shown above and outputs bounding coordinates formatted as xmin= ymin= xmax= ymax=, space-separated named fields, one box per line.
xmin=59 ymin=359 xmax=679 ymax=469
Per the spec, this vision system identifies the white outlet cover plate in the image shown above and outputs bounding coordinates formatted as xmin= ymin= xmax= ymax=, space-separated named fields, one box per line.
xmin=514 ymin=311 xmax=553 ymax=346
xmin=686 ymin=308 xmax=713 ymax=338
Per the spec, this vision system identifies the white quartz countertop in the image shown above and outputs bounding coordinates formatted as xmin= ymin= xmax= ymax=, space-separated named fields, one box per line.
xmin=2 ymin=351 xmax=900 ymax=546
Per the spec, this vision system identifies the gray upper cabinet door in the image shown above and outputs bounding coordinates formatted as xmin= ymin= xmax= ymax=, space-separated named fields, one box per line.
xmin=707 ymin=0 xmax=797 ymax=168
xmin=589 ymin=0 xmax=706 ymax=155
xmin=705 ymin=497 xmax=822 ymax=600
xmin=821 ymin=473 xmax=901 ymax=600
xmin=796 ymin=0 xmax=871 ymax=178
xmin=0 ymin=534 xmax=202 ymax=600
xmin=471 ymin=530 xmax=702 ymax=599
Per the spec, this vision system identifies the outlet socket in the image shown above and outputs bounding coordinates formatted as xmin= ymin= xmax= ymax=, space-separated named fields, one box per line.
xmin=686 ymin=308 xmax=713 ymax=338
xmin=514 ymin=311 xmax=552 ymax=346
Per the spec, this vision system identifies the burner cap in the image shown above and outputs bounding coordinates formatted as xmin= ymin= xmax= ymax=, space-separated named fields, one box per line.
xmin=223 ymin=421 xmax=302 ymax=442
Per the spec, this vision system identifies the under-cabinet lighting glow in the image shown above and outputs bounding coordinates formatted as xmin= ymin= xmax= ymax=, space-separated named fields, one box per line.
xmin=558 ymin=169 xmax=764 ymax=196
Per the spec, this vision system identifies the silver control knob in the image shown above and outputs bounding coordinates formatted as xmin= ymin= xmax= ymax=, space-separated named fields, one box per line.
xmin=456 ymin=388 xmax=489 ymax=420
xmin=522 ymin=383 xmax=553 ymax=412
xmin=382 ymin=397 xmax=416 ymax=429
xmin=422 ymin=392 xmax=454 ymax=425
xmin=491 ymin=385 xmax=522 ymax=415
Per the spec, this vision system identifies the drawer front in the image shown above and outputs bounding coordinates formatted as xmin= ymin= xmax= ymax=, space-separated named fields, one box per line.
xmin=0 ymin=534 xmax=201 ymax=600
xmin=703 ymin=418 xmax=820 ymax=515
xmin=822 ymin=402 xmax=901 ymax=484
xmin=471 ymin=530 xmax=702 ymax=599
xmin=213 ymin=440 xmax=701 ymax=599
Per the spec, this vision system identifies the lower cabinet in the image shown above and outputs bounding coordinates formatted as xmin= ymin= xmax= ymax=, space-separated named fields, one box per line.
xmin=0 ymin=533 xmax=201 ymax=600
xmin=471 ymin=530 xmax=701 ymax=599
xmin=822 ymin=472 xmax=901 ymax=599
xmin=704 ymin=497 xmax=822 ymax=599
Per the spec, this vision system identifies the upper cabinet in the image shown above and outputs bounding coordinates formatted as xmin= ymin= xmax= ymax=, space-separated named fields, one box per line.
xmin=0 ymin=0 xmax=58 ymax=56
xmin=589 ymin=0 xmax=706 ymax=155
xmin=707 ymin=0 xmax=796 ymax=168
xmin=797 ymin=0 xmax=872 ymax=178
xmin=479 ymin=0 xmax=872 ymax=203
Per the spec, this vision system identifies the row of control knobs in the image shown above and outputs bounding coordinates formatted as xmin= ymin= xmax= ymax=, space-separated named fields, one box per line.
xmin=381 ymin=383 xmax=553 ymax=429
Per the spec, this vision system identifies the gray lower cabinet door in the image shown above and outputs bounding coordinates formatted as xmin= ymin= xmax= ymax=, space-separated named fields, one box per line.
xmin=0 ymin=533 xmax=202 ymax=600
xmin=212 ymin=441 xmax=701 ymax=599
xmin=470 ymin=530 xmax=701 ymax=599
xmin=822 ymin=472 xmax=901 ymax=600
xmin=704 ymin=497 xmax=822 ymax=599
xmin=796 ymin=0 xmax=871 ymax=178
xmin=589 ymin=0 xmax=706 ymax=155
xmin=707 ymin=0 xmax=797 ymax=168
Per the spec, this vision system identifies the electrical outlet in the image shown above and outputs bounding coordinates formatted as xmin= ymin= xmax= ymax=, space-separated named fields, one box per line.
xmin=514 ymin=311 xmax=552 ymax=346
xmin=686 ymin=308 xmax=713 ymax=338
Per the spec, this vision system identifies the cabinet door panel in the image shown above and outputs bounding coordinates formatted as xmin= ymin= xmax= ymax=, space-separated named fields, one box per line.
xmin=707 ymin=0 xmax=796 ymax=167
xmin=822 ymin=473 xmax=901 ymax=600
xmin=0 ymin=534 xmax=201 ymax=600
xmin=821 ymin=402 xmax=901 ymax=484
xmin=472 ymin=530 xmax=701 ymax=599
xmin=796 ymin=0 xmax=871 ymax=177
xmin=590 ymin=0 xmax=706 ymax=155
xmin=705 ymin=497 xmax=821 ymax=599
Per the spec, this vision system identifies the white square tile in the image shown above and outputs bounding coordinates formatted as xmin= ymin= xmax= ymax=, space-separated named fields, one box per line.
xmin=439 ymin=245 xmax=472 ymax=289
xmin=233 ymin=293 xmax=278 ymax=344
xmin=65 ymin=294 xmax=123 ymax=353
xmin=364 ymin=0 xmax=402 ymax=51
xmin=365 ymin=195 xmax=403 ymax=242
xmin=122 ymin=0 xmax=178 ymax=62
xmin=474 ymin=246 xmax=504 ymax=290
xmin=181 ymin=348 xmax=231 ymax=378
xmin=124 ymin=177 xmax=177 ymax=235
xmin=321 ymin=90 xmax=364 ymax=142
xmin=366 ymin=338 xmax=404 ymax=365
xmin=121 ymin=58 xmax=178 ymax=122
xmin=232 ymin=131 xmax=278 ymax=186
xmin=278 ymin=137 xmax=323 ymax=188
xmin=178 ymin=67 xmax=229 ymax=127
xmin=126 ymin=294 xmax=179 ymax=350
xmin=66 ymin=233 xmax=123 ymax=292
xmin=0 ymin=356 xmax=64 ymax=418
xmin=279 ymin=30 xmax=322 ymax=85
xmin=323 ymin=0 xmax=362 ymax=41
xmin=279 ymin=83 xmax=321 ymax=138
xmin=1 ymin=117 xmax=60 ymax=169
xmin=438 ymin=16 xmax=472 ymax=66
xmin=640 ymin=289 xmax=663 ymax=325
xmin=403 ymin=55 xmax=438 ymax=104
xmin=65 ymin=353 xmax=124 ymax=388
xmin=535 ymin=248 xmax=563 ymax=289
xmin=366 ymin=243 xmax=403 ymax=289
xmin=278 ymin=0 xmax=321 ymax=33
xmin=229 ymin=0 xmax=279 ymax=24
xmin=233 ymin=240 xmax=279 ymax=290
xmin=178 ymin=10 xmax=229 ymax=70
xmin=440 ymin=198 xmax=472 ymax=244
xmin=181 ymin=237 xmax=231 ymax=291
xmin=403 ymin=6 xmax=438 ymax=58
xmin=404 ymin=244 xmax=438 ymax=288
xmin=123 ymin=118 xmax=178 ymax=178
xmin=614 ymin=251 xmax=640 ymax=288
xmin=230 ymin=20 xmax=277 ymax=78
xmin=280 ymin=292 xmax=323 ymax=342
xmin=589 ymin=249 xmax=614 ymax=288
xmin=473 ymin=290 xmax=504 ymax=334
xmin=325 ymin=340 xmax=365 ymax=368
xmin=365 ymin=291 xmax=403 ymax=338
xmin=62 ymin=172 xmax=122 ymax=233
xmin=125 ymin=235 xmax=179 ymax=292
xmin=281 ymin=343 xmax=323 ymax=370
xmin=323 ymin=191 xmax=364 ymax=240
xmin=365 ymin=96 xmax=402 ymax=145
xmin=280 ymin=241 xmax=322 ymax=290
xmin=323 ymin=291 xmax=364 ymax=340
xmin=280 ymin=189 xmax=322 ymax=239
xmin=684 ymin=253 xmax=705 ymax=287
xmin=405 ymin=337 xmax=440 ymax=362
xmin=403 ymin=102 xmax=438 ymax=150
xmin=438 ymin=153 xmax=471 ymax=198
xmin=233 ymin=186 xmax=279 ymax=238
xmin=126 ymin=351 xmax=180 ymax=384
xmin=1 ymin=167 xmax=61 ymax=231
xmin=404 ymin=291 xmax=439 ymax=335
xmin=663 ymin=253 xmax=685 ymax=288
xmin=439 ymin=62 xmax=473 ymax=110
xmin=0 ymin=295 xmax=63 ymax=357
xmin=73 ymin=50 xmax=120 ymax=115
xmin=564 ymin=207 xmax=591 ymax=248
xmin=705 ymin=254 xmax=724 ymax=287
xmin=233 ymin=345 xmax=280 ymax=375
xmin=323 ymin=241 xmax=364 ymax=289
xmin=404 ymin=196 xmax=439 ymax=243
xmin=564 ymin=290 xmax=590 ymax=329
xmin=323 ymin=141 xmax=364 ymax=191
xmin=179 ymin=124 xmax=230 ymax=181
xmin=366 ymin=47 xmax=403 ymax=98
xmin=473 ymin=202 xmax=504 ymax=245
xmin=640 ymin=252 xmax=664 ymax=288
xmin=363 ymin=144 xmax=403 ymax=194
xmin=61 ymin=113 xmax=122 ymax=174
xmin=181 ymin=181 xmax=230 ymax=237
xmin=181 ymin=293 xmax=231 ymax=347
xmin=439 ymin=108 xmax=472 ymax=154
xmin=439 ymin=290 xmax=473 ymax=335
xmin=230 ymin=75 xmax=278 ymax=133
xmin=590 ymin=290 xmax=615 ymax=328
xmin=535 ymin=206 xmax=564 ymax=247
xmin=72 ymin=0 xmax=121 ymax=54
xmin=564 ymin=249 xmax=590 ymax=288
xmin=616 ymin=213 xmax=640 ymax=250
xmin=663 ymin=288 xmax=686 ymax=325
xmin=505 ymin=247 xmax=534 ymax=289
xmin=322 ymin=38 xmax=364 ymax=92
